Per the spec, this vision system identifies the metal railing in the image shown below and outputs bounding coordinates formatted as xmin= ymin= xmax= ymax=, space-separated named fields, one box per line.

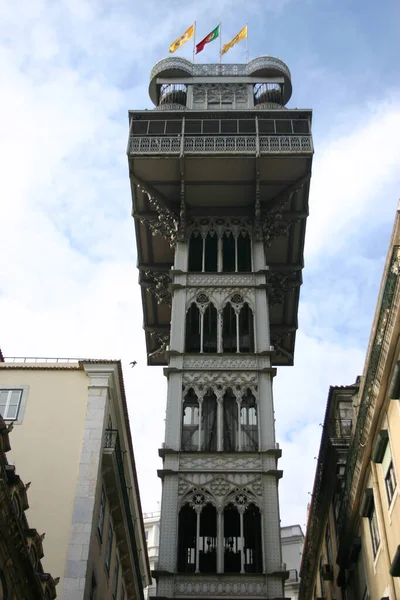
xmin=3 ymin=356 xmax=80 ymax=364
xmin=129 ymin=135 xmax=312 ymax=156
xmin=104 ymin=429 xmax=144 ymax=600
xmin=286 ymin=569 xmax=299 ymax=582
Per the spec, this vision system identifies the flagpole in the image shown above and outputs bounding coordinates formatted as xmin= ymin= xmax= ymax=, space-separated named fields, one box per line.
xmin=193 ymin=21 xmax=196 ymax=63
xmin=246 ymin=23 xmax=249 ymax=63
xmin=219 ymin=22 xmax=222 ymax=64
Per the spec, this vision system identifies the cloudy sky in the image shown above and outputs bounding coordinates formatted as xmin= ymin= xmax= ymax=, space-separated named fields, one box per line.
xmin=1 ymin=0 xmax=400 ymax=532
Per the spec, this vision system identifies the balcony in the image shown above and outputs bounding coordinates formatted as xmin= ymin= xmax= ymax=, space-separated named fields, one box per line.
xmin=103 ymin=429 xmax=144 ymax=600
xmin=128 ymin=116 xmax=312 ymax=158
xmin=329 ymin=419 xmax=353 ymax=446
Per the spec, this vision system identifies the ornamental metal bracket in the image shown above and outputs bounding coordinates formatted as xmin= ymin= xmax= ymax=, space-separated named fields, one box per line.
xmin=149 ymin=332 xmax=170 ymax=359
xmin=267 ymin=271 xmax=298 ymax=305
xmin=270 ymin=330 xmax=293 ymax=361
xmin=177 ymin=166 xmax=187 ymax=243
xmin=131 ymin=172 xmax=179 ymax=246
xmin=145 ymin=271 xmax=172 ymax=306
xmin=260 ymin=174 xmax=310 ymax=247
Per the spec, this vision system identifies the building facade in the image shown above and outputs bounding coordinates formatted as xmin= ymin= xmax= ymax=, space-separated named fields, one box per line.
xmin=128 ymin=55 xmax=313 ymax=600
xmin=143 ymin=512 xmax=160 ymax=600
xmin=281 ymin=525 xmax=304 ymax=600
xmin=0 ymin=357 xmax=151 ymax=600
xmin=0 ymin=415 xmax=58 ymax=599
xmin=300 ymin=204 xmax=400 ymax=600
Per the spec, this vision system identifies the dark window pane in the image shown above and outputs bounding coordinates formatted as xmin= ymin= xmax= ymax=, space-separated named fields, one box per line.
xmin=148 ymin=121 xmax=165 ymax=134
xmin=185 ymin=120 xmax=202 ymax=134
xmin=203 ymin=304 xmax=217 ymax=353
xmin=223 ymin=304 xmax=237 ymax=353
xmin=203 ymin=120 xmax=220 ymax=134
xmin=239 ymin=120 xmax=256 ymax=133
xmin=185 ymin=304 xmax=201 ymax=353
xmin=292 ymin=120 xmax=310 ymax=134
xmin=165 ymin=121 xmax=182 ymax=134
xmin=275 ymin=120 xmax=292 ymax=134
xmin=188 ymin=233 xmax=203 ymax=271
xmin=237 ymin=234 xmax=251 ymax=272
xmin=223 ymin=234 xmax=235 ymax=272
xmin=221 ymin=120 xmax=237 ymax=134
xmin=204 ymin=234 xmax=218 ymax=272
xmin=131 ymin=121 xmax=148 ymax=134
xmin=258 ymin=120 xmax=275 ymax=134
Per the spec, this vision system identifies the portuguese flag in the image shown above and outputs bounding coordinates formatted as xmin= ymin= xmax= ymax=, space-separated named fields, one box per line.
xmin=195 ymin=25 xmax=220 ymax=54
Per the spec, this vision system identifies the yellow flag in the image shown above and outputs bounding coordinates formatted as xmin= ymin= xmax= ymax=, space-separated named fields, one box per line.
xmin=221 ymin=25 xmax=247 ymax=56
xmin=169 ymin=24 xmax=195 ymax=53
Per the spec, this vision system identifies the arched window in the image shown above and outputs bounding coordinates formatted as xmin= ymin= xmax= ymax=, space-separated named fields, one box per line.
xmin=178 ymin=504 xmax=197 ymax=572
xmin=185 ymin=304 xmax=200 ymax=353
xmin=223 ymin=390 xmax=238 ymax=451
xmin=222 ymin=304 xmax=237 ymax=353
xmin=240 ymin=390 xmax=258 ymax=451
xmin=223 ymin=504 xmax=241 ymax=573
xmin=237 ymin=233 xmax=252 ymax=272
xmin=201 ymin=391 xmax=217 ymax=451
xmin=203 ymin=303 xmax=218 ymax=353
xmin=222 ymin=232 xmax=236 ymax=272
xmin=199 ymin=504 xmax=217 ymax=573
xmin=239 ymin=303 xmax=254 ymax=353
xmin=188 ymin=233 xmax=203 ymax=272
xmin=243 ymin=504 xmax=262 ymax=572
xmin=204 ymin=233 xmax=218 ymax=272
xmin=182 ymin=389 xmax=199 ymax=451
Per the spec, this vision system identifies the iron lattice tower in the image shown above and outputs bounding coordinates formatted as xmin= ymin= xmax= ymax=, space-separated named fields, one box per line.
xmin=128 ymin=55 xmax=313 ymax=600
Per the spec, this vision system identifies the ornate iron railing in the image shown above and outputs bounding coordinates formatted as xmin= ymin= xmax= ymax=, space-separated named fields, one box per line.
xmin=128 ymin=135 xmax=312 ymax=156
xmin=104 ymin=429 xmax=144 ymax=600
xmin=150 ymin=56 xmax=291 ymax=84
xmin=337 ymin=246 xmax=400 ymax=540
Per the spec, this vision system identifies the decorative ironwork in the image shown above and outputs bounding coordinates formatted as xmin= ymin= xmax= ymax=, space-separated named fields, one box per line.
xmin=149 ymin=332 xmax=170 ymax=359
xmin=135 ymin=184 xmax=179 ymax=246
xmin=150 ymin=56 xmax=291 ymax=86
xmin=129 ymin=135 xmax=312 ymax=156
xmin=103 ymin=429 xmax=144 ymax=600
xmin=259 ymin=176 xmax=310 ymax=247
xmin=337 ymin=245 xmax=400 ymax=540
xmin=145 ymin=271 xmax=172 ymax=306
xmin=267 ymin=271 xmax=297 ymax=305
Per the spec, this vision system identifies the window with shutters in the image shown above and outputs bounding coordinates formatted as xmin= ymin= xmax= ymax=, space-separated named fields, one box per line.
xmin=0 ymin=388 xmax=28 ymax=423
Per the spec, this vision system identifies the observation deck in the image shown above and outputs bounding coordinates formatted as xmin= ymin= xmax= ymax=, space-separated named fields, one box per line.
xmin=128 ymin=56 xmax=313 ymax=367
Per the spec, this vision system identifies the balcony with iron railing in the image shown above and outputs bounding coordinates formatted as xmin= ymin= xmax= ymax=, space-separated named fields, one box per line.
xmin=328 ymin=419 xmax=353 ymax=446
xmin=103 ymin=429 xmax=144 ymax=600
xmin=128 ymin=116 xmax=312 ymax=157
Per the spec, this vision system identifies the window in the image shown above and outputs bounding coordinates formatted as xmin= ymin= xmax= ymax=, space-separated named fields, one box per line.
xmin=203 ymin=304 xmax=218 ymax=353
xmin=185 ymin=304 xmax=201 ymax=353
xmin=112 ymin=555 xmax=120 ymax=599
xmin=222 ymin=304 xmax=237 ymax=353
xmin=240 ymin=391 xmax=258 ymax=451
xmin=385 ymin=461 xmax=397 ymax=505
xmin=105 ymin=521 xmax=113 ymax=575
xmin=0 ymin=389 xmax=22 ymax=420
xmin=178 ymin=504 xmax=197 ymax=572
xmin=98 ymin=487 xmax=106 ymax=540
xmin=223 ymin=390 xmax=238 ymax=451
xmin=325 ymin=524 xmax=333 ymax=566
xmin=199 ymin=504 xmax=217 ymax=573
xmin=243 ymin=504 xmax=262 ymax=573
xmin=368 ymin=505 xmax=380 ymax=557
xmin=182 ymin=390 xmax=200 ymax=451
xmin=188 ymin=229 xmax=252 ymax=274
xmin=201 ymin=392 xmax=217 ymax=451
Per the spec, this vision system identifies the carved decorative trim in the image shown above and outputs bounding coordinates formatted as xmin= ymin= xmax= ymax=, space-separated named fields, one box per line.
xmin=182 ymin=370 xmax=258 ymax=391
xmin=186 ymin=273 xmax=256 ymax=287
xmin=145 ymin=271 xmax=172 ymax=306
xmin=183 ymin=356 xmax=270 ymax=370
xmin=134 ymin=183 xmax=179 ymax=246
xmin=186 ymin=288 xmax=255 ymax=312
xmin=188 ymin=217 xmax=252 ymax=239
xmin=174 ymin=575 xmax=267 ymax=597
xmin=178 ymin=474 xmax=263 ymax=503
xmin=179 ymin=455 xmax=262 ymax=471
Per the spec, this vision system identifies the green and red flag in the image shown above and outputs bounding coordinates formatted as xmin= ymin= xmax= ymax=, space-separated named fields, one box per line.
xmin=195 ymin=25 xmax=220 ymax=54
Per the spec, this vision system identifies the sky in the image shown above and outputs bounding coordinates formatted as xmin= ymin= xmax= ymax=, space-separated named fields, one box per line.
xmin=1 ymin=0 xmax=400 ymax=535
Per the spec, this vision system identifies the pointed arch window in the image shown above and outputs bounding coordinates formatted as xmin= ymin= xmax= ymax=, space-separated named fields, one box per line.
xmin=178 ymin=504 xmax=197 ymax=572
xmin=185 ymin=304 xmax=200 ymax=353
xmin=222 ymin=304 xmax=237 ymax=354
xmin=240 ymin=390 xmax=258 ymax=451
xmin=243 ymin=504 xmax=262 ymax=572
xmin=201 ymin=391 xmax=217 ymax=451
xmin=239 ymin=303 xmax=254 ymax=352
xmin=237 ymin=233 xmax=252 ymax=272
xmin=222 ymin=232 xmax=236 ymax=272
xmin=203 ymin=303 xmax=218 ymax=353
xmin=223 ymin=390 xmax=238 ymax=451
xmin=223 ymin=504 xmax=241 ymax=573
xmin=199 ymin=504 xmax=217 ymax=573
xmin=188 ymin=233 xmax=203 ymax=272
xmin=182 ymin=389 xmax=200 ymax=451
xmin=204 ymin=233 xmax=218 ymax=272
